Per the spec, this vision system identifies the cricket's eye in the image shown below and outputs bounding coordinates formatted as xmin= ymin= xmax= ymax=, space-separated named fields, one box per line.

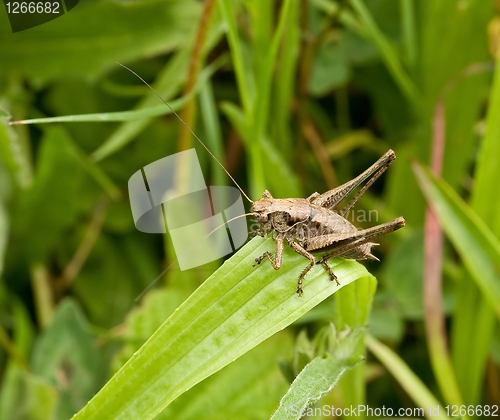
xmin=256 ymin=212 xmax=268 ymax=222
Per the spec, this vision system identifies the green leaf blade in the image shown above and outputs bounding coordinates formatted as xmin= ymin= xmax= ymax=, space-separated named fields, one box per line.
xmin=0 ymin=0 xmax=202 ymax=83
xmin=71 ymin=236 xmax=375 ymax=420
xmin=32 ymin=298 xmax=100 ymax=420
xmin=366 ymin=334 xmax=450 ymax=420
xmin=412 ymin=161 xmax=500 ymax=320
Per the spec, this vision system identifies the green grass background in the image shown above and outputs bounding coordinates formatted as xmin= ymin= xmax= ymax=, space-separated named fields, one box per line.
xmin=0 ymin=0 xmax=500 ymax=419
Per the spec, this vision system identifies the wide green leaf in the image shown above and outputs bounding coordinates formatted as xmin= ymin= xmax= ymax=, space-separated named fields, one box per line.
xmin=0 ymin=0 xmax=201 ymax=83
xmin=0 ymin=300 xmax=57 ymax=420
xmin=32 ymin=298 xmax=100 ymax=420
xmin=9 ymin=127 xmax=104 ymax=264
xmin=71 ymin=236 xmax=375 ymax=420
xmin=158 ymin=332 xmax=293 ymax=420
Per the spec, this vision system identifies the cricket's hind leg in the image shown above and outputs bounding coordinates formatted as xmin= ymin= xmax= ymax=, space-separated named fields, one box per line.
xmin=320 ymin=259 xmax=340 ymax=285
xmin=311 ymin=150 xmax=396 ymax=211
xmin=306 ymin=217 xmax=405 ymax=288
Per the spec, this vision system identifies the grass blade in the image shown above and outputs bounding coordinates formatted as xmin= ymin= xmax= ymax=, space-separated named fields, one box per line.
xmin=10 ymin=60 xmax=222 ymax=126
xmin=349 ymin=0 xmax=421 ymax=109
xmin=423 ymin=101 xmax=463 ymax=408
xmin=199 ymin=81 xmax=226 ymax=188
xmin=92 ymin=25 xmax=224 ymax=161
xmin=400 ymin=0 xmax=417 ymax=69
xmin=471 ymin=40 xmax=500 ymax=237
xmin=412 ymin=161 xmax=500 ymax=320
xmin=334 ymin=275 xmax=376 ymax=410
xmin=93 ymin=55 xmax=222 ymax=160
xmin=253 ymin=0 xmax=292 ymax=141
xmin=273 ymin=0 xmax=299 ymax=154
xmin=11 ymin=101 xmax=187 ymax=125
xmin=71 ymin=236 xmax=375 ymax=420
xmin=451 ymin=35 xmax=500 ymax=406
xmin=366 ymin=334 xmax=449 ymax=420
xmin=218 ymin=0 xmax=253 ymax=117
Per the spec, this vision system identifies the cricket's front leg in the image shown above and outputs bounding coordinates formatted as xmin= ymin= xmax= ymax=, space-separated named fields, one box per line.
xmin=288 ymin=241 xmax=316 ymax=296
xmin=253 ymin=233 xmax=284 ymax=270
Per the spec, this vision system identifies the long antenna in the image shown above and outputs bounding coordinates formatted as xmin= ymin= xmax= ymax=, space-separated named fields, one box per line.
xmin=135 ymin=212 xmax=255 ymax=301
xmin=117 ymin=62 xmax=254 ymax=204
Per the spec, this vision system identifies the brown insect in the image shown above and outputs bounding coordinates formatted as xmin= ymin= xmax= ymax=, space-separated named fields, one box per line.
xmin=251 ymin=150 xmax=405 ymax=295
xmin=119 ymin=63 xmax=405 ymax=296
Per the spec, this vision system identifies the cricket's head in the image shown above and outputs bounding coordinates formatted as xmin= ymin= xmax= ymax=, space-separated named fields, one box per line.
xmin=252 ymin=190 xmax=275 ymax=234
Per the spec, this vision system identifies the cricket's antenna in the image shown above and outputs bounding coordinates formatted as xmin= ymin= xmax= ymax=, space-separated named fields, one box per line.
xmin=117 ymin=62 xmax=254 ymax=204
xmin=135 ymin=211 xmax=255 ymax=301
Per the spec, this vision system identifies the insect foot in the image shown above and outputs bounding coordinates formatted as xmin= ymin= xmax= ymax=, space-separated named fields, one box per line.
xmin=320 ymin=258 xmax=340 ymax=286
xmin=253 ymin=255 xmax=266 ymax=267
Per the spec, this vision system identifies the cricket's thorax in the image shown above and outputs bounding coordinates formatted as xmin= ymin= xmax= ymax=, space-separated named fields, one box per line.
xmin=253 ymin=198 xmax=311 ymax=224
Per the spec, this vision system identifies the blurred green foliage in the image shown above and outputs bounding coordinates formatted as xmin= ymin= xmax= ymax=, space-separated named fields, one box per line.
xmin=1 ymin=0 xmax=500 ymax=419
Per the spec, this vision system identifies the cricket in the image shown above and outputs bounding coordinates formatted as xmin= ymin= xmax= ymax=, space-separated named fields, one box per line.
xmin=119 ymin=63 xmax=405 ymax=296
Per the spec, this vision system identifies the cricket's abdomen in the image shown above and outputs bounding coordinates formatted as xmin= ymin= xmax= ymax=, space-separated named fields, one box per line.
xmin=289 ymin=204 xmax=377 ymax=260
